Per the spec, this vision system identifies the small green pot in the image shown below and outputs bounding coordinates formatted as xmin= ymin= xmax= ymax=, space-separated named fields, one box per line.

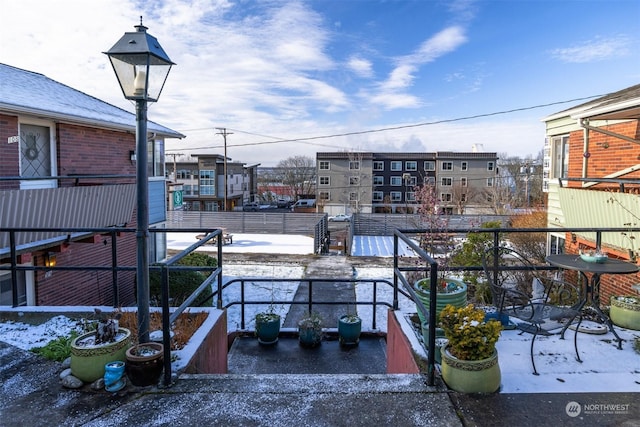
xmin=338 ymin=315 xmax=362 ymax=346
xmin=70 ymin=328 xmax=131 ymax=383
xmin=298 ymin=326 xmax=322 ymax=348
xmin=255 ymin=313 xmax=281 ymax=345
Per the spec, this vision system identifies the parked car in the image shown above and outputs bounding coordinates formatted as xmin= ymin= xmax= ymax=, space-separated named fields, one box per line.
xmin=328 ymin=214 xmax=351 ymax=222
xmin=276 ymin=199 xmax=291 ymax=208
xmin=243 ymin=202 xmax=260 ymax=212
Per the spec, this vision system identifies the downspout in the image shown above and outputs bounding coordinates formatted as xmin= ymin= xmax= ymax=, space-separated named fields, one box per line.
xmin=581 ymin=118 xmax=589 ymax=183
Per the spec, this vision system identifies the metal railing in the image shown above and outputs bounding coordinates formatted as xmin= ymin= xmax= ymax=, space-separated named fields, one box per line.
xmin=216 ymin=277 xmax=402 ymax=330
xmin=392 ymin=225 xmax=640 ymax=386
xmin=2 ymin=224 xmax=639 ymax=387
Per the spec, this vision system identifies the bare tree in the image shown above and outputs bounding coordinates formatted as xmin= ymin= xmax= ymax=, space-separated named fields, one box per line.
xmin=340 ymin=152 xmax=370 ymax=213
xmin=277 ymin=156 xmax=316 ymax=200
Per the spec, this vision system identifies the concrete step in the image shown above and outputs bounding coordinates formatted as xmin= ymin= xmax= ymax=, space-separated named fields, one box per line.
xmin=175 ymin=372 xmax=439 ymax=393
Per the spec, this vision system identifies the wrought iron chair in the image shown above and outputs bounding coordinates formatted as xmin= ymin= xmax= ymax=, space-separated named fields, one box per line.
xmin=482 ymin=246 xmax=583 ymax=375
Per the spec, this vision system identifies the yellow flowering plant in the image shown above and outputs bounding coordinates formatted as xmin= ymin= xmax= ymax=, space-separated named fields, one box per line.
xmin=439 ymin=304 xmax=502 ymax=361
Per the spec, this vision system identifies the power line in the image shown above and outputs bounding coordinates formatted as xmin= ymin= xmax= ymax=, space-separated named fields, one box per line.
xmin=168 ymin=94 xmax=603 ymax=153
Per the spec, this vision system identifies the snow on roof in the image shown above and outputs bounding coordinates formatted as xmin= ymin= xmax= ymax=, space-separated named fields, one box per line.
xmin=0 ymin=63 xmax=183 ymax=138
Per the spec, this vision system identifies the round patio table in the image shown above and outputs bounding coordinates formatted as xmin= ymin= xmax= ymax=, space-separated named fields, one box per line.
xmin=546 ymin=253 xmax=639 ymax=349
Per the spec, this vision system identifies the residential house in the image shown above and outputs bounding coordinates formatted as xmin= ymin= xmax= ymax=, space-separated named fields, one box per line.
xmin=316 ymin=151 xmax=498 ymax=215
xmin=0 ymin=64 xmax=183 ymax=307
xmin=543 ymin=83 xmax=640 ymax=300
xmin=165 ymin=153 xmax=258 ymax=211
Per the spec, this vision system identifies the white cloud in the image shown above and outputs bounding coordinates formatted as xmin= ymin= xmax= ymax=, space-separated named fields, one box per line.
xmin=347 ymin=57 xmax=373 ymax=78
xmin=549 ymin=36 xmax=631 ymax=63
xmin=371 ymin=26 xmax=468 ymax=110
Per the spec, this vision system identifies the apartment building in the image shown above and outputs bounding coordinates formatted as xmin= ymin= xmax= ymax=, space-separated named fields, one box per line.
xmin=316 ymin=151 xmax=498 ymax=215
xmin=165 ymin=153 xmax=259 ymax=211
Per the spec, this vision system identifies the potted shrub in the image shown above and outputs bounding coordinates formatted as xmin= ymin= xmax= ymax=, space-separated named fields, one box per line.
xmin=338 ymin=313 xmax=361 ymax=347
xmin=70 ymin=309 xmax=131 ymax=383
xmin=255 ymin=312 xmax=281 ymax=345
xmin=298 ymin=311 xmax=323 ymax=348
xmin=439 ymin=304 xmax=502 ymax=393
xmin=610 ymin=295 xmax=640 ymax=331
xmin=125 ymin=342 xmax=164 ymax=387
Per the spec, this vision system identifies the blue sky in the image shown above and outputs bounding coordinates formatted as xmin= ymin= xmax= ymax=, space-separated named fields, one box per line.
xmin=2 ymin=0 xmax=639 ymax=166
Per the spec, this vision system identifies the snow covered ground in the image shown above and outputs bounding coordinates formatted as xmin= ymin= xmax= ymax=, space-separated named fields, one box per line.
xmin=1 ymin=233 xmax=639 ymax=394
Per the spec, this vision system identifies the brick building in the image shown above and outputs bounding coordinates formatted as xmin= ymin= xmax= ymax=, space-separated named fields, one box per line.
xmin=543 ymin=83 xmax=640 ymax=301
xmin=0 ymin=64 xmax=182 ymax=307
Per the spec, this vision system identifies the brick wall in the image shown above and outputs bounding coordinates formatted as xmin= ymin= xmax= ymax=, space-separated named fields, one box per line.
xmin=567 ymin=121 xmax=640 ymax=189
xmin=2 ymin=113 xmax=139 ymax=306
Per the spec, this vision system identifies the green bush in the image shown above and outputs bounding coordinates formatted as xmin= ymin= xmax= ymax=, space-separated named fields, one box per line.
xmin=149 ymin=252 xmax=218 ymax=307
xmin=31 ymin=331 xmax=79 ymax=362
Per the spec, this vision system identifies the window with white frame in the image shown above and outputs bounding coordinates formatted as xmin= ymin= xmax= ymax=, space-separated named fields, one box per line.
xmin=373 ymin=161 xmax=384 ymax=171
xmin=349 ymin=161 xmax=360 ymax=170
xmin=461 ymin=161 xmax=468 ymax=171
xmin=319 ymin=176 xmax=330 ymax=185
xmin=424 ymin=160 xmax=435 ymax=171
xmin=424 ymin=176 xmax=435 ymax=185
xmin=390 ymin=176 xmax=403 ymax=186
xmin=461 ymin=193 xmax=467 ymax=202
xmin=487 ymin=161 xmax=495 ymax=171
xmin=372 ymin=191 xmax=383 ymax=201
xmin=461 ymin=177 xmax=467 ymax=187
xmin=349 ymin=176 xmax=359 ymax=185
xmin=406 ymin=192 xmax=415 ymax=202
xmin=552 ymin=135 xmax=569 ymax=179
xmin=486 ymin=177 xmax=494 ymax=187
xmin=373 ymin=176 xmax=384 ymax=186
xmin=390 ymin=161 xmax=402 ymax=171
xmin=405 ymin=161 xmax=417 ymax=171
xmin=349 ymin=192 xmax=358 ymax=201
xmin=390 ymin=191 xmax=402 ymax=201
xmin=441 ymin=177 xmax=452 ymax=186
xmin=441 ymin=193 xmax=452 ymax=202
xmin=319 ymin=160 xmax=330 ymax=170
xmin=441 ymin=161 xmax=453 ymax=171
xmin=319 ymin=191 xmax=330 ymax=201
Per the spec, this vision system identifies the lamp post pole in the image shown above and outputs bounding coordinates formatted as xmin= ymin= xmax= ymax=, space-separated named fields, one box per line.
xmin=135 ymin=98 xmax=150 ymax=343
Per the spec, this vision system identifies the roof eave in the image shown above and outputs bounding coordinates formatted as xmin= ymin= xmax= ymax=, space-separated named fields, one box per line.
xmin=0 ymin=102 xmax=185 ymax=139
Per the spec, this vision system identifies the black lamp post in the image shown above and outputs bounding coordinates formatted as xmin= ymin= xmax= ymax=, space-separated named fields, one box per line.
xmin=104 ymin=18 xmax=174 ymax=343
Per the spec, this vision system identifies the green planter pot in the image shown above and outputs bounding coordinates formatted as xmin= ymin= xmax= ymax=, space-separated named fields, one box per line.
xmin=414 ymin=278 xmax=468 ymax=326
xmin=298 ymin=326 xmax=322 ymax=348
xmin=441 ymin=344 xmax=501 ymax=393
xmin=70 ymin=328 xmax=131 ymax=383
xmin=610 ymin=296 xmax=640 ymax=331
xmin=255 ymin=313 xmax=281 ymax=345
xmin=338 ymin=315 xmax=362 ymax=346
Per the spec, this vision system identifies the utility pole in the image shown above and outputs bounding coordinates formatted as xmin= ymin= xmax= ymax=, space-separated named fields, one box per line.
xmin=216 ymin=128 xmax=233 ymax=211
xmin=165 ymin=153 xmax=183 ymax=181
